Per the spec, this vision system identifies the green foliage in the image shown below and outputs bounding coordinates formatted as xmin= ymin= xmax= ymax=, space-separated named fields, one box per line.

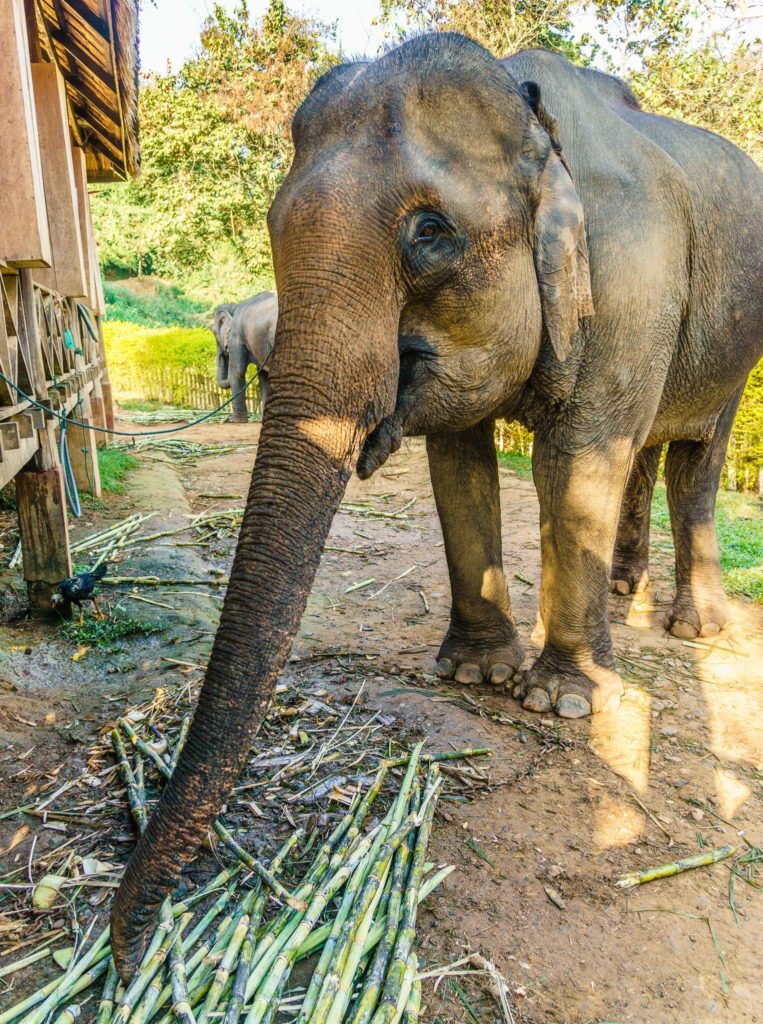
xmin=61 ymin=614 xmax=161 ymax=647
xmin=97 ymin=448 xmax=140 ymax=494
xmin=496 ymin=448 xmax=533 ymax=478
xmin=103 ymin=280 xmax=208 ymax=328
xmin=380 ymin=0 xmax=591 ymax=60
xmin=103 ymin=321 xmax=216 ymax=377
xmin=651 ymin=484 xmax=762 ymax=603
xmin=91 ymin=0 xmax=336 ymax=303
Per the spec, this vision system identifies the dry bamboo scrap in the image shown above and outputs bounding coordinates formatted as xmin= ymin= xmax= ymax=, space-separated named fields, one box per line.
xmin=616 ymin=844 xmax=736 ymax=888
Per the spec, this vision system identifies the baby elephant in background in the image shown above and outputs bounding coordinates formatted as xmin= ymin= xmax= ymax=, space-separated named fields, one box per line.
xmin=211 ymin=290 xmax=278 ymax=422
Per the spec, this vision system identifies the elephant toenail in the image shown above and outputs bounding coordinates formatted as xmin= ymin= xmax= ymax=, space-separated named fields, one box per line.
xmin=436 ymin=657 xmax=455 ymax=679
xmin=556 ymin=693 xmax=591 ymax=718
xmin=512 ymin=681 xmax=525 ymax=700
xmin=612 ymin=579 xmax=630 ymax=595
xmin=488 ymin=663 xmax=512 ymax=686
xmin=523 ymin=687 xmax=552 ymax=712
xmin=699 ymin=621 xmax=721 ymax=637
xmin=455 ymin=663 xmax=483 ymax=686
xmin=669 ymin=619 xmax=698 ymax=640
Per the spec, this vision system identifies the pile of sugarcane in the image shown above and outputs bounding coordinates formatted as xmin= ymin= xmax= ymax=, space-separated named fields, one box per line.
xmin=2 ymin=739 xmax=451 ymax=1024
xmin=109 ymin=440 xmax=255 ymax=465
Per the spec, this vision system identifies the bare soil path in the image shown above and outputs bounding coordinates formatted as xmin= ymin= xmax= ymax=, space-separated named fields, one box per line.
xmin=1 ymin=418 xmax=761 ymax=1023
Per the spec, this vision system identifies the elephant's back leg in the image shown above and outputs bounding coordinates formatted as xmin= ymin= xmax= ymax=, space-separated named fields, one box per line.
xmin=610 ymin=444 xmax=662 ymax=595
xmin=663 ymin=386 xmax=744 ymax=639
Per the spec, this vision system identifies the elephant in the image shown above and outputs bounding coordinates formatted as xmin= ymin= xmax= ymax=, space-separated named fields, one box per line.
xmin=210 ymin=290 xmax=278 ymax=421
xmin=111 ymin=33 xmax=763 ymax=979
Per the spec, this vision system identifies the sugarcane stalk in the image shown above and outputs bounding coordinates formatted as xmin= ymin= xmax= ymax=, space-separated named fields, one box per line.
xmin=131 ymin=915 xmax=192 ymax=1024
xmin=51 ymin=1005 xmax=79 ymax=1024
xmin=170 ymin=715 xmax=192 ymax=770
xmin=221 ymin=885 xmax=268 ymax=1024
xmin=96 ymin=959 xmax=120 ymax=1024
xmin=115 ymin=901 xmax=177 ymax=1023
xmin=196 ymin=914 xmax=249 ymax=1024
xmin=239 ymin=824 xmax=382 ymax=1015
xmin=212 ymin=820 xmax=307 ymax=909
xmin=120 ymin=719 xmax=172 ymax=780
xmin=10 ymin=933 xmax=111 ymax=1024
xmin=322 ymin=859 xmax=393 ymax=1024
xmin=382 ymin=748 xmax=492 ymax=768
xmin=616 ymin=844 xmax=736 ymax=888
xmin=371 ymin=770 xmax=439 ymax=1024
xmin=369 ymin=953 xmax=417 ymax=1024
xmin=0 ymin=945 xmax=52 ymax=979
xmin=348 ymin=835 xmax=413 ymax=1024
xmin=401 ymin=975 xmax=421 ymax=1024
xmin=169 ymin=932 xmax=196 ymax=1024
xmin=245 ymin=809 xmax=420 ymax=1024
xmin=112 ymin=729 xmax=148 ymax=833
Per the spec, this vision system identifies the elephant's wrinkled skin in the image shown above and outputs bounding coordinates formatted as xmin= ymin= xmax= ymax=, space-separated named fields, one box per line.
xmin=111 ymin=35 xmax=763 ymax=979
xmin=211 ymin=291 xmax=278 ymax=421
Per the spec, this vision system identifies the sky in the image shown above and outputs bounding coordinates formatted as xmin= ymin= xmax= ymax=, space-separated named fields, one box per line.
xmin=139 ymin=0 xmax=391 ymax=73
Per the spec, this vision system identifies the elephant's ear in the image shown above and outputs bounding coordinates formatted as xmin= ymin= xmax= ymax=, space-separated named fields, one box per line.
xmin=519 ymin=79 xmax=593 ymax=360
xmin=213 ymin=309 xmax=233 ymax=350
xmin=532 ymin=142 xmax=594 ymax=363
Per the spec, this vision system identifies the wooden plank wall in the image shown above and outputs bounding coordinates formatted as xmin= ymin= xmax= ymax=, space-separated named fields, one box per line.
xmin=0 ymin=0 xmax=53 ymax=267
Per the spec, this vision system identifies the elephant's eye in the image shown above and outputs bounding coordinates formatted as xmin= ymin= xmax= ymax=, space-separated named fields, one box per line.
xmin=415 ymin=218 xmax=441 ymax=243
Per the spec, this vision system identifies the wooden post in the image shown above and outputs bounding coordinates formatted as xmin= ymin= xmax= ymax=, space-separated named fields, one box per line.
xmin=16 ymin=466 xmax=72 ymax=612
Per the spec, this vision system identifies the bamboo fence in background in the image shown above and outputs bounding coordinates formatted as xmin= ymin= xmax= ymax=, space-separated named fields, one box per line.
xmin=110 ymin=365 xmax=262 ymax=417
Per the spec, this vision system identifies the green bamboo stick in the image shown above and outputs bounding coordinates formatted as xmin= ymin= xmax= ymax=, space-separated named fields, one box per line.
xmin=131 ymin=915 xmax=192 ymax=1024
xmin=0 ymin=945 xmax=52 ymax=979
xmin=616 ymin=845 xmax=736 ymax=888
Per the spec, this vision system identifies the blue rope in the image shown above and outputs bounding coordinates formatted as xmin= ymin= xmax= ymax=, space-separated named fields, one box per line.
xmin=0 ymin=371 xmax=256 ymax=439
xmin=59 ymin=422 xmax=81 ymax=518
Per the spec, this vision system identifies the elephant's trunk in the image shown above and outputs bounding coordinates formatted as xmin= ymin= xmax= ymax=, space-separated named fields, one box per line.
xmin=216 ymin=350 xmax=230 ymax=389
xmin=110 ymin=282 xmax=399 ymax=982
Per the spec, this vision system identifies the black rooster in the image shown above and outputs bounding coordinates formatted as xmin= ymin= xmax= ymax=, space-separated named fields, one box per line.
xmin=51 ymin=563 xmax=108 ymax=624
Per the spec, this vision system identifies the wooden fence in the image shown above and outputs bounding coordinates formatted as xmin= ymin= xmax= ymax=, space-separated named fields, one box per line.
xmin=111 ymin=365 xmax=263 ymax=417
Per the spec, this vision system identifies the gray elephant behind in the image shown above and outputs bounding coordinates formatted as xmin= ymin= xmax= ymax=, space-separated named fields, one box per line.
xmin=211 ymin=290 xmax=278 ymax=422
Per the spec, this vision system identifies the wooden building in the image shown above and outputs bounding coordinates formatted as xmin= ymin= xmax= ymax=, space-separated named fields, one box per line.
xmin=0 ymin=0 xmax=139 ymax=608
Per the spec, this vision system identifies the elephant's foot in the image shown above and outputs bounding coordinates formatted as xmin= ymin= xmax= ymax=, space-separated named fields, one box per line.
xmin=665 ymin=587 xmax=731 ymax=639
xmin=226 ymin=413 xmax=249 ymax=424
xmin=609 ymin=556 xmax=650 ymax=595
xmin=435 ymin=618 xmax=524 ymax=687
xmin=512 ymin=650 xmax=623 ymax=718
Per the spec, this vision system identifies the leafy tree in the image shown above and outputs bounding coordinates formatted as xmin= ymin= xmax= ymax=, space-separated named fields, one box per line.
xmin=92 ymin=1 xmax=337 ymax=300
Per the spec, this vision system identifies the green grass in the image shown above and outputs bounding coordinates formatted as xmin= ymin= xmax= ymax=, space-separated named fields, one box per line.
xmin=97 ymin=447 xmax=139 ymax=494
xmin=496 ymin=448 xmax=533 ymax=478
xmin=650 ymin=485 xmax=762 ymax=602
xmin=61 ymin=614 xmax=161 ymax=647
xmin=103 ymin=280 xmax=208 ymax=328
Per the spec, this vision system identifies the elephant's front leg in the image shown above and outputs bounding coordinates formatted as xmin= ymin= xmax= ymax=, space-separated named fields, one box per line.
xmin=427 ymin=420 xmax=524 ymax=686
xmin=514 ymin=434 xmax=634 ymax=718
xmin=227 ymin=355 xmax=250 ymax=424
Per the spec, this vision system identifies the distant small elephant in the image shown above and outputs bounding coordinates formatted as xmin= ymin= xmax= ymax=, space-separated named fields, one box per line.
xmin=210 ymin=291 xmax=278 ymax=422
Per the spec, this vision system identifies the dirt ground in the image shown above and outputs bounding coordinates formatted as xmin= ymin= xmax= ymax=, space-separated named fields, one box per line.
xmin=1 ymin=417 xmax=762 ymax=1024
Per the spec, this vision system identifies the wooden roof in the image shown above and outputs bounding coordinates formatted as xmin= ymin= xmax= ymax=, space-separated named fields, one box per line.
xmin=30 ymin=0 xmax=139 ymax=182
